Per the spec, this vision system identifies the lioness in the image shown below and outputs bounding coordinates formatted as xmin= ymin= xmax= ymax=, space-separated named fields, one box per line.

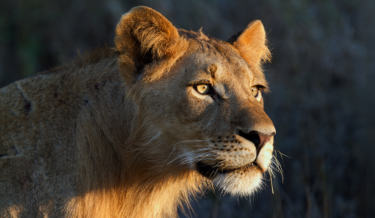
xmin=0 ymin=6 xmax=277 ymax=218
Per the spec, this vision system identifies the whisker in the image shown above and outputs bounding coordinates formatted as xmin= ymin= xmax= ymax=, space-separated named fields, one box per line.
xmin=180 ymin=152 xmax=214 ymax=165
xmin=158 ymin=147 xmax=176 ymax=174
xmin=167 ymin=148 xmax=212 ymax=165
xmin=169 ymin=140 xmax=211 ymax=147
xmin=131 ymin=132 xmax=161 ymax=163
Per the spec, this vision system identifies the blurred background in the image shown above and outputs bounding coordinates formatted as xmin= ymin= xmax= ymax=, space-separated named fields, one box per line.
xmin=0 ymin=0 xmax=373 ymax=217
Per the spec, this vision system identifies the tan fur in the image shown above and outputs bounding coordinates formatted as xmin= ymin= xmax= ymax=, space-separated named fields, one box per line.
xmin=0 ymin=6 xmax=277 ymax=218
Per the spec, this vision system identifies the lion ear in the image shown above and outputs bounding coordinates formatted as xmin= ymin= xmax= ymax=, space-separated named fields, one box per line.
xmin=115 ymin=6 xmax=182 ymax=84
xmin=227 ymin=20 xmax=271 ymax=71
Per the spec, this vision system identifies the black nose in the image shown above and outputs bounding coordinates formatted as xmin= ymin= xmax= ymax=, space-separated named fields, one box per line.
xmin=238 ymin=130 xmax=275 ymax=152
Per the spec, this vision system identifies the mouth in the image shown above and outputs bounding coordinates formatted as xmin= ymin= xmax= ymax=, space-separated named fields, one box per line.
xmin=196 ymin=161 xmax=258 ymax=179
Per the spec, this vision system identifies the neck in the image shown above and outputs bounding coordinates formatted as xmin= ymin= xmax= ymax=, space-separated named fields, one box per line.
xmin=68 ymin=171 xmax=203 ymax=218
xmin=70 ymin=79 xmax=205 ymax=217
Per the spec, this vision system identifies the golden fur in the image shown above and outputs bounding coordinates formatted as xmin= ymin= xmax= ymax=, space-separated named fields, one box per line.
xmin=0 ymin=6 xmax=277 ymax=218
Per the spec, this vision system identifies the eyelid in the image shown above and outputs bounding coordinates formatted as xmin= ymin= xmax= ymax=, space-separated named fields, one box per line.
xmin=253 ymin=85 xmax=266 ymax=90
xmin=188 ymin=80 xmax=212 ymax=86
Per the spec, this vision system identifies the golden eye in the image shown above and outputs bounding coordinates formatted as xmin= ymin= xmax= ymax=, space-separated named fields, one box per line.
xmin=195 ymin=84 xmax=211 ymax=94
xmin=251 ymin=86 xmax=259 ymax=97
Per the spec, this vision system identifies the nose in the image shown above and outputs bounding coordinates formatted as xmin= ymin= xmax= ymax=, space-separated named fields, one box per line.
xmin=238 ymin=130 xmax=275 ymax=153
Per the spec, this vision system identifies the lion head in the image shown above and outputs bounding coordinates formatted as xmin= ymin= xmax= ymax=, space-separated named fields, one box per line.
xmin=115 ymin=6 xmax=277 ymax=197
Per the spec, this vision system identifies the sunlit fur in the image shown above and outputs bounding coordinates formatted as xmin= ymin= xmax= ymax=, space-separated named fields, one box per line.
xmin=213 ymin=166 xmax=263 ymax=196
xmin=0 ymin=6 xmax=278 ymax=218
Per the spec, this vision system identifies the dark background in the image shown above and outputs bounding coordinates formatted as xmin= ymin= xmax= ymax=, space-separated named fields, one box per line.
xmin=0 ymin=0 xmax=373 ymax=217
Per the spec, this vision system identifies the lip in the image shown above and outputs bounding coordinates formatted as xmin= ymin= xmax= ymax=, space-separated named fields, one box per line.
xmin=196 ymin=161 xmax=258 ymax=179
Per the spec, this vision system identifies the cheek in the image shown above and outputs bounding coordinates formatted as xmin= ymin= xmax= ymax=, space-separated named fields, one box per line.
xmin=187 ymin=88 xmax=213 ymax=115
xmin=177 ymin=88 xmax=213 ymax=121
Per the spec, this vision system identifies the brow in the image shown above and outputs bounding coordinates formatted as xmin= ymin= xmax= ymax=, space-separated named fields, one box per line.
xmin=208 ymin=64 xmax=218 ymax=79
xmin=252 ymin=76 xmax=269 ymax=91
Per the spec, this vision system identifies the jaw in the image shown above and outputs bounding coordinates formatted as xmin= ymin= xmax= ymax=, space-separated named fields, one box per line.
xmin=196 ymin=162 xmax=264 ymax=196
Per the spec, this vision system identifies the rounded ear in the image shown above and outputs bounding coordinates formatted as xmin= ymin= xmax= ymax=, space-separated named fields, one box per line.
xmin=227 ymin=20 xmax=271 ymax=72
xmin=114 ymin=6 xmax=184 ymax=84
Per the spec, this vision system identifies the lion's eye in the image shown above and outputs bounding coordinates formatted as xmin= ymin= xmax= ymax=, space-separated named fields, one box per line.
xmin=251 ymin=86 xmax=259 ymax=97
xmin=195 ymin=84 xmax=211 ymax=95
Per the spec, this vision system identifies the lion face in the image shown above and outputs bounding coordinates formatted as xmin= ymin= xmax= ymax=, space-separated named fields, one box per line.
xmin=115 ymin=6 xmax=275 ymax=197
xmin=136 ymin=43 xmax=275 ymax=196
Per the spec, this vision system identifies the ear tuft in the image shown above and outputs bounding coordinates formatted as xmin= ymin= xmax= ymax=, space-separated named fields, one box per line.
xmin=115 ymin=6 xmax=180 ymax=59
xmin=114 ymin=6 xmax=186 ymax=85
xmin=228 ymin=20 xmax=271 ymax=72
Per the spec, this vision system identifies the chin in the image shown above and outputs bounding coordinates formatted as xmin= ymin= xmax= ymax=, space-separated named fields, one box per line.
xmin=212 ymin=164 xmax=264 ymax=196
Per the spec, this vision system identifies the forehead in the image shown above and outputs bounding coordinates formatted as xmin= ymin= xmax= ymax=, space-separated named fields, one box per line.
xmin=181 ymin=40 xmax=266 ymax=86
